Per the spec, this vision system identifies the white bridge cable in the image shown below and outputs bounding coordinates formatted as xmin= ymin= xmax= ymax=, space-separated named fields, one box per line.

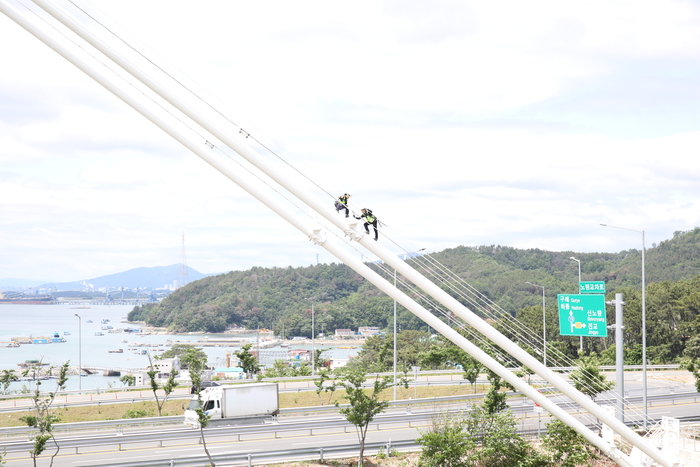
xmin=361 ymin=250 xmax=604 ymax=432
xmin=6 ymin=1 xmax=669 ymax=464
xmin=62 ymin=0 xmax=397 ymax=235
xmin=399 ymin=250 xmax=651 ymax=427
xmin=62 ymin=0 xmax=653 ymax=444
xmin=366 ymin=258 xmax=606 ymax=432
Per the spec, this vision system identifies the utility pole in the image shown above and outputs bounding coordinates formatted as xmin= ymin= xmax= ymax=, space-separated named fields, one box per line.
xmin=74 ymin=313 xmax=81 ymax=392
xmin=607 ymin=293 xmax=625 ymax=423
xmin=571 ymin=257 xmax=583 ymax=353
xmin=178 ymin=232 xmax=189 ymax=288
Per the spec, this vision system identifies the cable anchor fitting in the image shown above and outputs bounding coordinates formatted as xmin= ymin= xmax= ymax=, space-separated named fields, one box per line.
xmin=344 ymin=218 xmax=364 ymax=242
xmin=308 ymin=227 xmax=327 ymax=246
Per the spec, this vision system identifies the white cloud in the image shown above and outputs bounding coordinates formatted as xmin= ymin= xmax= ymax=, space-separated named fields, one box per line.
xmin=1 ymin=0 xmax=700 ymax=281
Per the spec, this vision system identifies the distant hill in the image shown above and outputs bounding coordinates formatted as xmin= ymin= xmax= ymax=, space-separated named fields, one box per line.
xmin=129 ymin=227 xmax=700 ymax=335
xmin=39 ymin=265 xmax=217 ymax=291
xmin=128 ymin=227 xmax=700 ymax=365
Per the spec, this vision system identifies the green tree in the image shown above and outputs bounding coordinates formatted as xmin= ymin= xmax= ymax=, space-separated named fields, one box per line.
xmin=314 ymin=368 xmax=337 ymax=405
xmin=0 ymin=369 xmax=17 ymax=394
xmin=314 ymin=348 xmax=331 ymax=371
xmin=680 ymin=358 xmax=700 ymax=393
xmin=157 ymin=344 xmax=207 ymax=364
xmin=119 ymin=374 xmax=135 ymax=387
xmin=570 ymin=356 xmax=613 ymax=401
xmin=145 ymin=353 xmax=179 ymax=417
xmin=417 ymin=412 xmax=472 ymax=467
xmin=234 ymin=344 xmax=260 ymax=377
xmin=542 ymin=419 xmax=598 ymax=467
xmin=482 ymin=367 xmax=514 ymax=415
xmin=463 ymin=404 xmax=548 ymax=467
xmin=457 ymin=353 xmax=482 ymax=394
xmin=19 ymin=361 xmax=69 ymax=467
xmin=335 ymin=370 xmax=393 ymax=466
xmin=182 ymin=348 xmax=215 ymax=466
xmin=262 ymin=359 xmax=291 ymax=378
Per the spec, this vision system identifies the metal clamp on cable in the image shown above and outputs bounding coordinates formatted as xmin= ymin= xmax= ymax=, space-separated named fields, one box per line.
xmin=308 ymin=227 xmax=327 ymax=246
xmin=344 ymin=218 xmax=364 ymax=242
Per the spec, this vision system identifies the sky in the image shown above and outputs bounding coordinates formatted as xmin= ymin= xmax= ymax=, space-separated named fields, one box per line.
xmin=2 ymin=0 xmax=700 ymax=284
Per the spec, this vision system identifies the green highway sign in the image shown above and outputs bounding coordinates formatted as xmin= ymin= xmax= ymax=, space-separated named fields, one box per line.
xmin=579 ymin=281 xmax=606 ymax=294
xmin=557 ymin=294 xmax=608 ymax=337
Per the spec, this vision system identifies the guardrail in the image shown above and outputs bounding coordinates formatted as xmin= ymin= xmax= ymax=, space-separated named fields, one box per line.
xmin=0 ymin=364 xmax=683 ymax=403
xmin=1 ymin=410 xmax=438 ymax=454
xmin=0 ymin=392 xmax=483 ymax=438
xmin=3 ymin=387 xmax=697 ymax=440
xmin=95 ymin=439 xmax=419 ymax=467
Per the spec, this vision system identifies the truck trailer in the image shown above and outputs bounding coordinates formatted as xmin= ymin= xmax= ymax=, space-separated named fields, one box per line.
xmin=184 ymin=382 xmax=280 ymax=427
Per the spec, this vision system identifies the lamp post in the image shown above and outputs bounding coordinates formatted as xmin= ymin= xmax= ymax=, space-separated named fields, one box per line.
xmin=74 ymin=313 xmax=81 ymax=392
xmin=526 ymin=282 xmax=546 ymax=366
xmin=600 ymin=223 xmax=647 ymax=427
xmin=570 ymin=257 xmax=583 ymax=352
xmin=394 ymin=267 xmax=397 ymax=400
xmin=305 ymin=298 xmax=315 ymax=376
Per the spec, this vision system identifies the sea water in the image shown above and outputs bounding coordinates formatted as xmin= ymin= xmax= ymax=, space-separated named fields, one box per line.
xmin=0 ymin=303 xmax=231 ymax=391
xmin=0 ymin=303 xmax=358 ymax=392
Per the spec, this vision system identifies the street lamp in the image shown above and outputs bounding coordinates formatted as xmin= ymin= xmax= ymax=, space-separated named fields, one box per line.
xmin=570 ymin=257 xmax=581 ymax=284
xmin=600 ymin=223 xmax=647 ymax=427
xmin=74 ymin=313 xmax=81 ymax=392
xmin=526 ymin=282 xmax=546 ymax=366
xmin=570 ymin=257 xmax=582 ymax=352
xmin=305 ymin=298 xmax=316 ymax=376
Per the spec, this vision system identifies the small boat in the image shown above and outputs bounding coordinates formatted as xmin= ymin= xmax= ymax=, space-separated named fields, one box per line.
xmin=51 ymin=332 xmax=66 ymax=343
xmin=94 ymin=332 xmax=104 ymax=336
xmin=108 ymin=349 xmax=124 ymax=353
xmin=86 ymin=320 xmax=93 ymax=323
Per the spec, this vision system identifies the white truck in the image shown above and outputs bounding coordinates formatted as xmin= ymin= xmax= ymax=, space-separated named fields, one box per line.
xmin=184 ymin=382 xmax=279 ymax=427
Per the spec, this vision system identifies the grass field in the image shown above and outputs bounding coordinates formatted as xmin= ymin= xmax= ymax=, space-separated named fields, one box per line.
xmin=0 ymin=382 xmax=491 ymax=428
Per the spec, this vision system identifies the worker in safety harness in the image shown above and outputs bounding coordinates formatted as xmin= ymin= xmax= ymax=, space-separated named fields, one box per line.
xmin=335 ymin=193 xmax=351 ymax=218
xmin=355 ymin=208 xmax=379 ymax=241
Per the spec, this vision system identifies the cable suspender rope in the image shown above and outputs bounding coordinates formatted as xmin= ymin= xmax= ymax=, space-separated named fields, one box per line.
xmin=5 ymin=2 xmax=671 ymax=465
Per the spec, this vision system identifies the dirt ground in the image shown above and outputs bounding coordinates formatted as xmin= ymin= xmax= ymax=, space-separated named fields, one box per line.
xmin=271 ymin=453 xmax=420 ymax=467
xmin=268 ymin=451 xmax=620 ymax=467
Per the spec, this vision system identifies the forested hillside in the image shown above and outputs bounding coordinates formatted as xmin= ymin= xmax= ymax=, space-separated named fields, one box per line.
xmin=129 ymin=228 xmax=700 ymax=362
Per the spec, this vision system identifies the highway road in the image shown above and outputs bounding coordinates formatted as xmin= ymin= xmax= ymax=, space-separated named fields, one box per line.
xmin=1 ymin=370 xmax=697 ymax=466
xmin=2 ymin=387 xmax=699 ymax=466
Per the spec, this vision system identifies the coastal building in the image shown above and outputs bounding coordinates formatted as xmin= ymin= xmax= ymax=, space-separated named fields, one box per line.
xmin=289 ymin=349 xmax=310 ymax=361
xmin=213 ymin=367 xmax=244 ymax=379
xmin=334 ymin=329 xmax=354 ymax=339
xmin=357 ymin=326 xmax=380 ymax=336
xmin=150 ymin=357 xmax=180 ymax=378
xmin=330 ymin=357 xmax=352 ymax=370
